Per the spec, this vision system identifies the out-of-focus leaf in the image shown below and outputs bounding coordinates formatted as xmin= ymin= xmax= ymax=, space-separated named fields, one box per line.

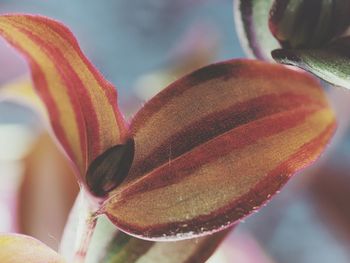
xmin=269 ymin=0 xmax=350 ymax=49
xmin=234 ymin=0 xmax=279 ymax=60
xmin=18 ymin=132 xmax=79 ymax=250
xmin=61 ymin=191 xmax=230 ymax=263
xmin=0 ymin=15 xmax=128 ymax=182
xmin=0 ymin=233 xmax=64 ymax=263
xmin=0 ymin=77 xmax=46 ymax=116
xmin=101 ymin=59 xmax=336 ymax=240
xmin=272 ymin=37 xmax=350 ymax=89
xmin=309 ymin=153 xmax=350 ymax=243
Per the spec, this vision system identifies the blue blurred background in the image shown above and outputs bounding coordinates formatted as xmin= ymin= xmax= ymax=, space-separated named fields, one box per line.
xmin=1 ymin=1 xmax=350 ymax=262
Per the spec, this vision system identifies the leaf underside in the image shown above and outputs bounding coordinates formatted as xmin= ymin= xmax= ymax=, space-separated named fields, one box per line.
xmin=97 ymin=217 xmax=231 ymax=263
xmin=234 ymin=0 xmax=279 ymax=60
xmin=272 ymin=36 xmax=350 ymax=90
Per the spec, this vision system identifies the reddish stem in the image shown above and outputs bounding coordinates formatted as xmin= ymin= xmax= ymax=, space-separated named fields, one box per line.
xmin=68 ymin=188 xmax=101 ymax=263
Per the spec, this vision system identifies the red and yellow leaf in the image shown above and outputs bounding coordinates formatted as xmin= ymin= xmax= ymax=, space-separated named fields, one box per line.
xmin=102 ymin=59 xmax=336 ymax=240
xmin=0 ymin=15 xmax=128 ymax=178
xmin=0 ymin=234 xmax=64 ymax=263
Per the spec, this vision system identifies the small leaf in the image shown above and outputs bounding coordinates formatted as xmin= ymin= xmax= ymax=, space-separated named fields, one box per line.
xmin=102 ymin=59 xmax=336 ymax=240
xmin=0 ymin=15 xmax=128 ymax=182
xmin=86 ymin=139 xmax=135 ymax=197
xmin=272 ymin=37 xmax=350 ymax=89
xmin=0 ymin=234 xmax=64 ymax=263
xmin=234 ymin=0 xmax=279 ymax=60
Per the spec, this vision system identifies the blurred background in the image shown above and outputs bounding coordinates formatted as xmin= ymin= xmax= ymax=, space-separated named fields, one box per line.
xmin=1 ymin=0 xmax=350 ymax=262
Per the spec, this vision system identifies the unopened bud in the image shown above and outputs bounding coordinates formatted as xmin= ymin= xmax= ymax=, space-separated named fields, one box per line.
xmin=86 ymin=139 xmax=135 ymax=197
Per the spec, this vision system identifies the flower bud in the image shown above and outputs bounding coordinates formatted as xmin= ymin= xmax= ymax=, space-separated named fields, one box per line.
xmin=86 ymin=139 xmax=135 ymax=197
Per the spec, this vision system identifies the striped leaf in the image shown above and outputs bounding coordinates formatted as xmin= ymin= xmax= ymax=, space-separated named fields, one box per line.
xmin=0 ymin=234 xmax=64 ymax=263
xmin=234 ymin=0 xmax=279 ymax=60
xmin=101 ymin=59 xmax=336 ymax=240
xmin=269 ymin=0 xmax=350 ymax=49
xmin=272 ymin=37 xmax=350 ymax=90
xmin=0 ymin=15 xmax=128 ymax=181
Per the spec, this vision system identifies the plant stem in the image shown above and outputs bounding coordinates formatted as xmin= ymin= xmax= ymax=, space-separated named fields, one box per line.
xmin=60 ymin=189 xmax=105 ymax=262
xmin=63 ymin=189 xmax=100 ymax=263
xmin=73 ymin=214 xmax=97 ymax=263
